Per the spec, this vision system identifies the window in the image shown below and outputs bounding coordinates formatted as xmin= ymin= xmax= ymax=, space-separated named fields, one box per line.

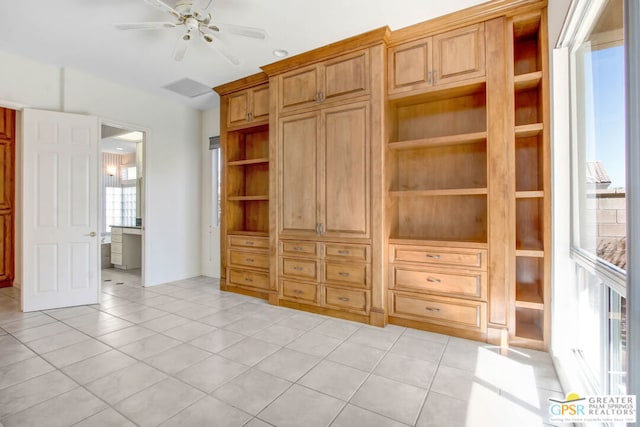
xmin=560 ymin=0 xmax=627 ymax=395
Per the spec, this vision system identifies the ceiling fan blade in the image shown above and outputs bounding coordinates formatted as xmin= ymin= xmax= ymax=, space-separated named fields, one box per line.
xmin=173 ymin=32 xmax=192 ymax=61
xmin=201 ymin=31 xmax=240 ymax=65
xmin=115 ymin=22 xmax=176 ymax=30
xmin=142 ymin=0 xmax=181 ymax=18
xmin=190 ymin=0 xmax=214 ymax=19
xmin=212 ymin=23 xmax=268 ymax=39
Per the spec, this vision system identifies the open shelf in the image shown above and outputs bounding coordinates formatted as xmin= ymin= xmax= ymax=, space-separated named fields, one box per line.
xmin=391 ymin=195 xmax=487 ymax=243
xmin=514 ymin=71 xmax=542 ymax=91
xmin=226 ymin=200 xmax=269 ymax=234
xmin=515 ymin=249 xmax=544 ymax=258
xmin=515 ymin=84 xmax=543 ymax=127
xmin=227 ymin=230 xmax=269 ymax=237
xmin=388 ymin=238 xmax=488 ymax=249
xmin=390 ymin=188 xmax=487 ymax=197
xmin=513 ymin=14 xmax=542 ymax=76
xmin=228 ymin=195 xmax=269 ymax=201
xmin=515 ymin=307 xmax=544 ymax=341
xmin=389 ymin=132 xmax=487 ymax=150
xmin=516 ymin=134 xmax=544 ymax=192
xmin=515 ymin=123 xmax=543 ymax=137
xmin=226 ymin=125 xmax=269 ymax=163
xmin=516 ymin=198 xmax=544 ymax=251
xmin=390 ymin=142 xmax=487 ymax=192
xmin=227 ymin=158 xmax=269 ymax=166
xmin=392 ymin=89 xmax=486 ymax=142
xmin=516 ymin=191 xmax=544 ymax=198
xmin=516 ymin=256 xmax=544 ymax=309
xmin=227 ymin=162 xmax=269 ymax=198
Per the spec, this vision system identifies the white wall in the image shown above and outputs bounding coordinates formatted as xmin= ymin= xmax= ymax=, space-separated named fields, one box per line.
xmin=0 ymin=50 xmax=203 ymax=286
xmin=201 ymin=107 xmax=221 ymax=278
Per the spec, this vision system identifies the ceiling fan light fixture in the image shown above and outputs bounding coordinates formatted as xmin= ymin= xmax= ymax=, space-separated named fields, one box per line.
xmin=202 ymin=33 xmax=214 ymax=43
xmin=182 ymin=33 xmax=191 ymax=41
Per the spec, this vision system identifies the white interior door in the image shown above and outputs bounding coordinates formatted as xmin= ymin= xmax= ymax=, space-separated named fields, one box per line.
xmin=22 ymin=109 xmax=99 ymax=312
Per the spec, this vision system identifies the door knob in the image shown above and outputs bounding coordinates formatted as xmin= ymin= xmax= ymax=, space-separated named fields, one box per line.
xmin=87 ymin=232 xmax=97 ymax=237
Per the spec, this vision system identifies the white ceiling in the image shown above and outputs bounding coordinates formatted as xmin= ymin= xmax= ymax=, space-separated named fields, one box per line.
xmin=0 ymin=0 xmax=489 ymax=111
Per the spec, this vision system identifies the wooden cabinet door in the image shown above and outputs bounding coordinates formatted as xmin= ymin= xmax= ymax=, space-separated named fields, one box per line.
xmin=279 ymin=111 xmax=320 ymax=237
xmin=227 ymin=91 xmax=250 ymax=127
xmin=388 ymin=37 xmax=432 ymax=95
xmin=432 ymin=23 xmax=485 ymax=86
xmin=321 ymin=102 xmax=369 ymax=238
xmin=279 ymin=65 xmax=320 ymax=112
xmin=251 ymin=85 xmax=270 ymax=122
xmin=0 ymin=108 xmax=14 ymax=287
xmin=322 ymin=51 xmax=369 ymax=104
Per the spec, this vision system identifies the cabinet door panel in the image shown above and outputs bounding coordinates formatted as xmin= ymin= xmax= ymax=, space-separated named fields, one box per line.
xmin=322 ymin=103 xmax=369 ymax=237
xmin=279 ymin=66 xmax=319 ymax=112
xmin=388 ymin=38 xmax=432 ymax=95
xmin=227 ymin=91 xmax=249 ymax=127
xmin=323 ymin=51 xmax=369 ymax=103
xmin=279 ymin=113 xmax=319 ymax=236
xmin=252 ymin=85 xmax=270 ymax=122
xmin=432 ymin=23 xmax=485 ymax=85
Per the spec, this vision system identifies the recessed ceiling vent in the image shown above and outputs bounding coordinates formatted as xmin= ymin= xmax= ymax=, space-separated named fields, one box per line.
xmin=163 ymin=78 xmax=213 ymax=98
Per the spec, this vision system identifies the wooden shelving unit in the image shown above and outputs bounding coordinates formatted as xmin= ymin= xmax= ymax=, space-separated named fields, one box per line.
xmin=510 ymin=12 xmax=550 ymax=349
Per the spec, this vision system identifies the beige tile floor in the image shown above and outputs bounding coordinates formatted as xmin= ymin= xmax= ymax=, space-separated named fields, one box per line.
xmin=0 ymin=269 xmax=564 ymax=426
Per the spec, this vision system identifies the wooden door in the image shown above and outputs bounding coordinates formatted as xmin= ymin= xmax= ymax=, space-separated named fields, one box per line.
xmin=322 ymin=51 xmax=369 ymax=104
xmin=22 ymin=109 xmax=100 ymax=311
xmin=227 ymin=90 xmax=250 ymax=127
xmin=0 ymin=108 xmax=15 ymax=287
xmin=388 ymin=37 xmax=432 ymax=95
xmin=251 ymin=85 xmax=270 ymax=123
xmin=321 ymin=102 xmax=370 ymax=238
xmin=278 ymin=65 xmax=320 ymax=112
xmin=432 ymin=23 xmax=485 ymax=86
xmin=279 ymin=111 xmax=320 ymax=237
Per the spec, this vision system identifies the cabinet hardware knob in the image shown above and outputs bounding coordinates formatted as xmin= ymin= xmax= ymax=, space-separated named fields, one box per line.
xmin=425 ymin=307 xmax=441 ymax=312
xmin=245 ymin=241 xmax=254 ymax=245
xmin=246 ymin=113 xmax=250 ymax=122
xmin=293 ymin=289 xmax=303 ymax=294
xmin=293 ymin=266 xmax=303 ymax=271
xmin=245 ymin=278 xmax=253 ymax=282
xmin=338 ymin=272 xmax=350 ymax=277
xmin=293 ymin=246 xmax=304 ymax=251
xmin=426 ymin=254 xmax=441 ymax=259
xmin=338 ymin=297 xmax=350 ymax=302
xmin=433 ymin=69 xmax=438 ymax=84
xmin=337 ymin=250 xmax=350 ymax=255
xmin=427 ymin=70 xmax=432 ymax=84
xmin=246 ymin=258 xmax=254 ymax=263
xmin=426 ymin=277 xmax=441 ymax=283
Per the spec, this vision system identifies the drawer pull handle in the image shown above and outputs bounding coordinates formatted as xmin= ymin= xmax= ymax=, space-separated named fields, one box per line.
xmin=338 ymin=297 xmax=350 ymax=302
xmin=426 ymin=277 xmax=441 ymax=283
xmin=338 ymin=272 xmax=350 ymax=277
xmin=293 ymin=266 xmax=304 ymax=271
xmin=426 ymin=254 xmax=441 ymax=259
xmin=337 ymin=250 xmax=350 ymax=255
xmin=245 ymin=258 xmax=254 ymax=263
xmin=244 ymin=278 xmax=253 ymax=283
xmin=293 ymin=289 xmax=303 ymax=294
xmin=425 ymin=307 xmax=441 ymax=312
xmin=293 ymin=246 xmax=304 ymax=251
xmin=245 ymin=241 xmax=254 ymax=245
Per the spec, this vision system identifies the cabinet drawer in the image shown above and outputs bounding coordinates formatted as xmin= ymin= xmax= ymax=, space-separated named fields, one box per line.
xmin=281 ymin=280 xmax=318 ymax=303
xmin=391 ymin=292 xmax=486 ymax=332
xmin=280 ymin=240 xmax=318 ymax=257
xmin=228 ymin=269 xmax=270 ymax=290
xmin=229 ymin=250 xmax=269 ymax=270
xmin=392 ymin=266 xmax=486 ymax=300
xmin=111 ymin=234 xmax=122 ymax=243
xmin=325 ymin=243 xmax=369 ymax=261
xmin=324 ymin=287 xmax=368 ymax=312
xmin=111 ymin=254 xmax=123 ymax=265
xmin=110 ymin=244 xmax=122 ymax=254
xmin=229 ymin=236 xmax=269 ymax=250
xmin=325 ymin=262 xmax=367 ymax=288
xmin=281 ymin=257 xmax=318 ymax=280
xmin=391 ymin=245 xmax=486 ymax=270
xmin=111 ymin=227 xmax=122 ymax=235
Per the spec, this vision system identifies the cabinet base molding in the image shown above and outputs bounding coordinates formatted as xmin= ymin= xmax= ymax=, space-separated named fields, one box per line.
xmin=388 ymin=316 xmax=486 ymax=342
xmin=278 ymin=299 xmax=371 ymax=324
xmin=221 ymin=283 xmax=272 ymax=301
xmin=486 ymin=325 xmax=509 ymax=347
xmin=369 ymin=307 xmax=387 ymax=327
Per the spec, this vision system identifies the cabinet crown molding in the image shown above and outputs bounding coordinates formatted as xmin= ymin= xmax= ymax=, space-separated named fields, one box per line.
xmin=261 ymin=27 xmax=390 ymax=76
xmin=214 ymin=72 xmax=269 ymax=96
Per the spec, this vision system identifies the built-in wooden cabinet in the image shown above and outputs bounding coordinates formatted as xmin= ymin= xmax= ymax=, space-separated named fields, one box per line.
xmin=227 ymin=84 xmax=270 ymax=128
xmin=215 ymin=0 xmax=550 ymax=350
xmin=388 ymin=23 xmax=485 ymax=96
xmin=278 ymin=51 xmax=370 ymax=113
xmin=279 ymin=101 xmax=370 ymax=239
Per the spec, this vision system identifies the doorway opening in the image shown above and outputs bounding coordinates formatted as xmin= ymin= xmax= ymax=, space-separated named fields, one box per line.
xmin=100 ymin=124 xmax=145 ymax=287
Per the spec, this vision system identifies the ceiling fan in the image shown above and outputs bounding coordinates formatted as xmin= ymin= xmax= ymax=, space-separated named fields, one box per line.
xmin=115 ymin=0 xmax=267 ymax=65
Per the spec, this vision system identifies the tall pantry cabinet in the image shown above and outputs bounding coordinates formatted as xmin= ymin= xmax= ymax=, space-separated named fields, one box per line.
xmin=214 ymin=0 xmax=551 ymax=350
